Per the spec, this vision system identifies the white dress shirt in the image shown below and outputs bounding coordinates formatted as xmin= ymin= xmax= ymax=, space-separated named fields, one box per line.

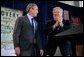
xmin=27 ymin=13 xmax=36 ymax=33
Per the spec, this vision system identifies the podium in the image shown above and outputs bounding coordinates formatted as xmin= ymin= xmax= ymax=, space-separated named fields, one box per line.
xmin=54 ymin=24 xmax=83 ymax=56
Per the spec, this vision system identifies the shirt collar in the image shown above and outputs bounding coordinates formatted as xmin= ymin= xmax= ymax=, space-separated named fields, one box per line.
xmin=27 ymin=13 xmax=33 ymax=20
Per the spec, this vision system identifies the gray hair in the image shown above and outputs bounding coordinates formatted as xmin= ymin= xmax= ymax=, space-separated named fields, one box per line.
xmin=53 ymin=7 xmax=63 ymax=20
xmin=26 ymin=3 xmax=37 ymax=12
xmin=53 ymin=7 xmax=63 ymax=16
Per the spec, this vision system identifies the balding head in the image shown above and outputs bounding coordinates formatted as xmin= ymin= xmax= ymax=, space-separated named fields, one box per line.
xmin=52 ymin=7 xmax=63 ymax=22
xmin=53 ymin=7 xmax=63 ymax=17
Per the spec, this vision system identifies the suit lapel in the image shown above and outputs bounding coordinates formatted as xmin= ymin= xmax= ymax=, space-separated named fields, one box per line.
xmin=24 ymin=15 xmax=33 ymax=28
xmin=34 ymin=20 xmax=38 ymax=31
xmin=24 ymin=15 xmax=38 ymax=33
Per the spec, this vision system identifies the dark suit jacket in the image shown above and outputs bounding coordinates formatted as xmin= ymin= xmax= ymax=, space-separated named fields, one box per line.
xmin=13 ymin=15 xmax=42 ymax=56
xmin=45 ymin=19 xmax=70 ymax=38
xmin=44 ymin=20 xmax=72 ymax=56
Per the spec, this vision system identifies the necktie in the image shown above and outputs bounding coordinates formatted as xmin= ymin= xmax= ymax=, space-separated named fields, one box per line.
xmin=31 ymin=18 xmax=34 ymax=34
xmin=31 ymin=18 xmax=37 ymax=56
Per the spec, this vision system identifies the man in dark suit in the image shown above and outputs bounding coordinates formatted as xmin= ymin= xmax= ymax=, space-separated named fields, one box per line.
xmin=44 ymin=7 xmax=72 ymax=56
xmin=13 ymin=3 xmax=44 ymax=56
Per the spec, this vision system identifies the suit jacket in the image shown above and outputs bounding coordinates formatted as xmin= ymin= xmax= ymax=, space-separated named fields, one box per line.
xmin=44 ymin=19 xmax=70 ymax=38
xmin=13 ymin=15 xmax=42 ymax=56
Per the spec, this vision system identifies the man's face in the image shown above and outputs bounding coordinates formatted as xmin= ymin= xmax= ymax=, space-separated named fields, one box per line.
xmin=53 ymin=9 xmax=62 ymax=22
xmin=30 ymin=6 xmax=38 ymax=17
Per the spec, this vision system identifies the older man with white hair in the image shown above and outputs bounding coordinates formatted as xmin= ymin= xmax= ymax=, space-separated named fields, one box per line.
xmin=44 ymin=7 xmax=72 ymax=56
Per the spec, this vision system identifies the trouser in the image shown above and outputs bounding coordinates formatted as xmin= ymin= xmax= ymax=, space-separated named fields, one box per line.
xmin=20 ymin=44 xmax=39 ymax=56
xmin=45 ymin=38 xmax=72 ymax=56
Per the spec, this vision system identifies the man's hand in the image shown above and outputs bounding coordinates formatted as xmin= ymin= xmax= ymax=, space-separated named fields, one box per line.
xmin=40 ymin=49 xmax=44 ymax=56
xmin=53 ymin=21 xmax=59 ymax=29
xmin=57 ymin=18 xmax=63 ymax=26
xmin=58 ymin=19 xmax=63 ymax=27
xmin=15 ymin=47 xmax=20 ymax=56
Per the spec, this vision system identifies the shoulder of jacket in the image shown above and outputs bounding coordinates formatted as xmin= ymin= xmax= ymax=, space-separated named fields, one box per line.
xmin=18 ymin=16 xmax=25 ymax=19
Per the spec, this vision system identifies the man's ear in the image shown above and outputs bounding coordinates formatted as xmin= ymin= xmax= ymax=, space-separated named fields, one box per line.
xmin=31 ymin=7 xmax=34 ymax=10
